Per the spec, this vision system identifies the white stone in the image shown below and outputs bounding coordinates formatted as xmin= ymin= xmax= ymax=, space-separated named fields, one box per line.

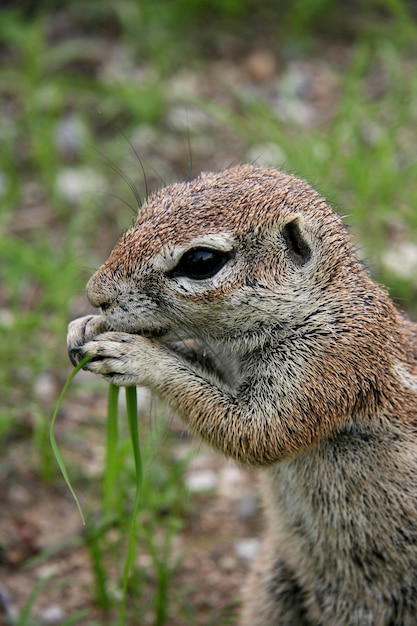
xmin=382 ymin=242 xmax=417 ymax=280
xmin=55 ymin=167 xmax=106 ymax=203
xmin=39 ymin=605 xmax=65 ymax=624
xmin=235 ymin=538 xmax=261 ymax=563
xmin=185 ymin=469 xmax=218 ymax=492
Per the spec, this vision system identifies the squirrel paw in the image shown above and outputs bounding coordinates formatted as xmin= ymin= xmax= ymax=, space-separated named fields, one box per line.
xmin=71 ymin=331 xmax=166 ymax=387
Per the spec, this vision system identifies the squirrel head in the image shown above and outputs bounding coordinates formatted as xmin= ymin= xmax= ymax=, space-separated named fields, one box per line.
xmin=86 ymin=165 xmax=378 ymax=352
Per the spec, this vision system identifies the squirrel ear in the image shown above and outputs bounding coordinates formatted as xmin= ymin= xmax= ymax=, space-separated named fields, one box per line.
xmin=282 ymin=215 xmax=311 ymax=265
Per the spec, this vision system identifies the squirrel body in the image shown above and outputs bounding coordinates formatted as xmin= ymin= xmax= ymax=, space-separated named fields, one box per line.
xmin=67 ymin=165 xmax=417 ymax=625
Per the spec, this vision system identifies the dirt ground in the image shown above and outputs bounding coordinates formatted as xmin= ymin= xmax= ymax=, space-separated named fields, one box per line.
xmin=0 ymin=415 xmax=260 ymax=625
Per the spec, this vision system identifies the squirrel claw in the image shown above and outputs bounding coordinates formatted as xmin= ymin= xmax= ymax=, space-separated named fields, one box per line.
xmin=68 ymin=346 xmax=84 ymax=367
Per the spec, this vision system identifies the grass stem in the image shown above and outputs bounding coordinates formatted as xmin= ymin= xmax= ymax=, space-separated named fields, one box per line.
xmin=119 ymin=385 xmax=143 ymax=624
xmin=49 ymin=356 xmax=92 ymax=525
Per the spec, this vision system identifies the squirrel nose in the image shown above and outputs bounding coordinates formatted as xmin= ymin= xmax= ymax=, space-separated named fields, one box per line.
xmin=86 ymin=272 xmax=116 ymax=309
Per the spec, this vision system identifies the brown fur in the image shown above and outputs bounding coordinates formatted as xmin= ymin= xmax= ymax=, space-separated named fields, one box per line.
xmin=68 ymin=165 xmax=417 ymax=625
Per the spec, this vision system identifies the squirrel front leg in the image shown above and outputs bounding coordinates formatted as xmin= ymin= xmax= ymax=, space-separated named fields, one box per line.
xmin=67 ymin=320 xmax=312 ymax=467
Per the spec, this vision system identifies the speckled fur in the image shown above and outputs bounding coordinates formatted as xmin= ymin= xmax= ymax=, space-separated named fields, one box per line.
xmin=67 ymin=165 xmax=417 ymax=625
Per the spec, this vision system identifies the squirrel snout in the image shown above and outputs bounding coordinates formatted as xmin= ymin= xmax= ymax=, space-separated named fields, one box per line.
xmin=86 ymin=273 xmax=116 ymax=309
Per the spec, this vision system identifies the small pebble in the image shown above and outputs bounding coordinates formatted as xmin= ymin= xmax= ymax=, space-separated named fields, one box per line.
xmin=55 ymin=114 xmax=88 ymax=159
xmin=34 ymin=372 xmax=56 ymax=403
xmin=382 ymin=243 xmax=417 ymax=281
xmin=55 ymin=167 xmax=106 ymax=203
xmin=0 ymin=586 xmax=17 ymax=621
xmin=218 ymin=465 xmax=247 ymax=499
xmin=39 ymin=604 xmax=65 ymax=624
xmin=244 ymin=50 xmax=277 ymax=83
xmin=235 ymin=538 xmax=261 ymax=563
xmin=185 ymin=469 xmax=218 ymax=492
xmin=236 ymin=494 xmax=259 ymax=520
xmin=245 ymin=142 xmax=287 ymax=168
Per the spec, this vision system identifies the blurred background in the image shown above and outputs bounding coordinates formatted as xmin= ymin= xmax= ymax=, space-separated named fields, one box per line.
xmin=1 ymin=1 xmax=417 ymax=624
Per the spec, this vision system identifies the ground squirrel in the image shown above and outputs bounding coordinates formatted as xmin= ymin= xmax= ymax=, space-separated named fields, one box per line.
xmin=67 ymin=164 xmax=417 ymax=625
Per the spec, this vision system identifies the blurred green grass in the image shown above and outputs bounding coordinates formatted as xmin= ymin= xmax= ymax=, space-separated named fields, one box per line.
xmin=1 ymin=1 xmax=417 ymax=623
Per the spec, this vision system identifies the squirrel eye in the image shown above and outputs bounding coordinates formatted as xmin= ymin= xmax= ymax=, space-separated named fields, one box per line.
xmin=170 ymin=248 xmax=232 ymax=280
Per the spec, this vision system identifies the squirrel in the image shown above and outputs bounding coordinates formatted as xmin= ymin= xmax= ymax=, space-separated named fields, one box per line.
xmin=67 ymin=164 xmax=417 ymax=625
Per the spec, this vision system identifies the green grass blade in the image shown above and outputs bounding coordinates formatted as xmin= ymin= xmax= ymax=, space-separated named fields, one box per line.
xmin=103 ymin=383 xmax=120 ymax=516
xmin=49 ymin=356 xmax=92 ymax=525
xmin=60 ymin=610 xmax=91 ymax=625
xmin=119 ymin=385 xmax=142 ymax=624
xmin=52 ymin=370 xmax=143 ymax=621
xmin=125 ymin=386 xmax=142 ymax=488
xmin=17 ymin=575 xmax=51 ymax=626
